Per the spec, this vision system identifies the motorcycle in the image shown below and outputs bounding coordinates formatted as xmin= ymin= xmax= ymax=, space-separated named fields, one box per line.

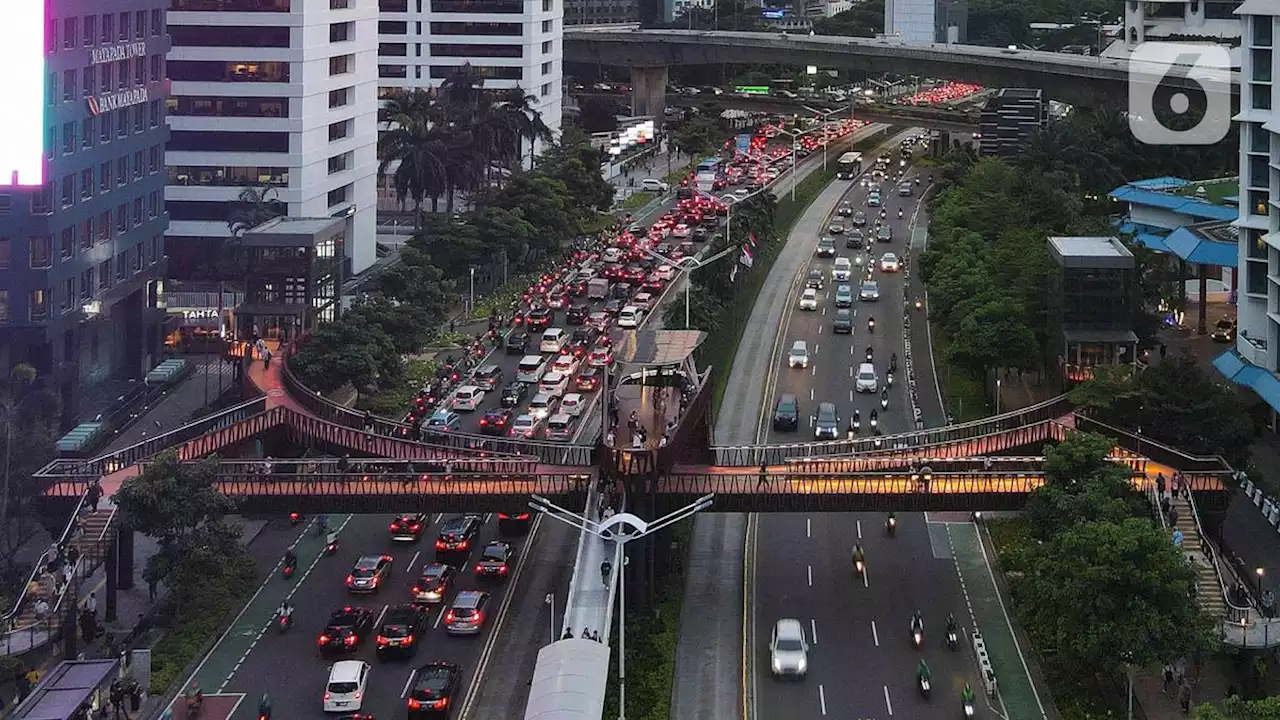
xmin=914 ymin=298 xmax=924 ymax=311
xmin=869 ymin=415 xmax=878 ymax=429
xmin=898 ymin=209 xmax=904 ymax=218
xmin=289 ymin=511 xmax=302 ymax=526
xmin=886 ymin=516 xmax=897 ymax=536
xmin=185 ymin=691 xmax=203 ymax=720
xmin=865 ymin=348 xmax=874 ymax=363
xmin=911 ymin=628 xmax=924 ymax=649
xmin=278 ymin=613 xmax=292 ymax=634
xmin=282 ymin=561 xmax=295 ymax=580
xmin=867 ymin=318 xmax=876 ymax=332
xmin=947 ymin=629 xmax=958 ymax=651
xmin=963 ymin=698 xmax=976 ymax=717
xmin=880 ymin=394 xmax=889 ymax=410
xmin=325 ymin=532 xmax=339 ymax=555
xmin=887 ymin=372 xmax=894 ymax=387
xmin=919 ymin=674 xmax=931 ymax=699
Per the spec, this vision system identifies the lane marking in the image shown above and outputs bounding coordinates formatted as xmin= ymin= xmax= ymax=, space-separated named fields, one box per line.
xmin=810 ymin=388 xmax=815 ymax=401
xmin=432 ymin=604 xmax=445 ymax=629
xmin=811 ymin=366 xmax=816 ymax=377
xmin=863 ymin=565 xmax=869 ymax=589
xmin=819 ymin=684 xmax=828 ymax=716
xmin=871 ymin=620 xmax=879 ymax=647
xmin=433 ymin=513 xmax=444 ymax=523
xmin=400 ymin=668 xmax=418 ymax=699
xmin=375 ymin=603 xmax=389 ymax=629
xmin=406 ymin=550 xmax=420 ymax=573
xmin=856 ymin=520 xmax=862 ymax=540
xmin=884 ymin=685 xmax=894 ymax=716
xmin=810 ymin=618 xmax=818 ymax=645
xmin=807 ymin=565 xmax=813 ymax=587
xmin=806 ymin=518 xmax=811 ymax=538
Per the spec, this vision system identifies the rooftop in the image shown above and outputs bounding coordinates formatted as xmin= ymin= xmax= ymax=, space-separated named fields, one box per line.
xmin=997 ymin=88 xmax=1043 ymax=100
xmin=612 ymin=329 xmax=707 ymax=367
xmin=1109 ymin=177 xmax=1239 ymax=223
xmin=245 ymin=216 xmax=346 ymax=238
xmin=1049 ymin=236 xmax=1133 ymax=258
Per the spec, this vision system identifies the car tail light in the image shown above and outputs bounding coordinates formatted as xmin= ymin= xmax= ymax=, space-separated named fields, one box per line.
xmin=407 ymin=699 xmax=421 ymax=710
xmin=370 ymin=577 xmax=379 ymax=586
xmin=444 ymin=610 xmax=455 ymax=624
xmin=319 ymin=635 xmax=330 ymax=644
xmin=411 ymin=523 xmax=420 ymax=530
xmin=475 ymin=564 xmax=484 ymax=573
xmin=435 ymin=540 xmax=446 ymax=550
xmin=345 ymin=575 xmax=354 ymax=586
xmin=479 ymin=418 xmax=487 ymax=426
xmin=433 ymin=698 xmax=449 ymax=709
xmin=324 ymin=692 xmax=331 ymax=701
xmin=404 ymin=635 xmax=414 ymax=644
xmin=345 ymin=635 xmax=357 ymax=645
xmin=377 ymin=635 xmax=388 ymax=645
xmin=499 ymin=564 xmax=509 ymax=574
xmin=412 ymin=585 xmax=420 ymax=594
xmin=459 ymin=540 xmax=469 ymax=550
xmin=475 ymin=611 xmax=484 ymax=623
xmin=389 ymin=523 xmax=399 ymax=531
xmin=354 ymin=692 xmax=361 ymax=700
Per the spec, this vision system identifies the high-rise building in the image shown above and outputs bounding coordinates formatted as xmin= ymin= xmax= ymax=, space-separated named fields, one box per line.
xmin=565 ymin=0 xmax=638 ymax=25
xmin=1105 ymin=0 xmax=1242 ymax=67
xmin=1221 ymin=5 xmax=1279 ymax=423
xmin=0 ymin=0 xmax=171 ymax=419
xmin=978 ymin=88 xmax=1048 ymax=158
xmin=165 ymin=0 xmax=380 ymax=291
xmin=883 ymin=0 xmax=964 ymax=44
xmin=375 ymin=0 xmax=563 ymax=149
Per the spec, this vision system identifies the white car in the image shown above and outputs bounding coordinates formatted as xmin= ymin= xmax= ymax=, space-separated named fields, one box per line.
xmin=560 ymin=393 xmax=587 ymax=417
xmin=639 ymin=178 xmax=669 ymax=193
xmin=538 ymin=371 xmax=569 ymax=397
xmin=855 ymin=363 xmax=879 ymax=393
xmin=603 ymin=247 xmax=623 ymax=263
xmin=672 ymin=224 xmax=691 ymax=238
xmin=799 ymin=288 xmax=818 ymax=311
xmin=511 ymin=413 xmax=540 ymax=438
xmin=324 ymin=660 xmax=370 ymax=713
xmin=788 ymin=341 xmax=809 ymax=369
xmin=655 ymin=265 xmax=676 ymax=281
xmin=617 ymin=306 xmax=644 ymax=328
xmin=452 ymin=385 xmax=485 ymax=411
xmin=633 ymin=292 xmax=655 ymax=311
xmin=551 ymin=354 xmax=579 ymax=376
xmin=529 ymin=392 xmax=557 ymax=419
xmin=770 ymin=619 xmax=809 ymax=677
xmin=880 ymin=253 xmax=900 ymax=272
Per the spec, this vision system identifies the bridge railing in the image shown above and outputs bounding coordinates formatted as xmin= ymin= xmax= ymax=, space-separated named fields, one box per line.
xmin=33 ymin=396 xmax=269 ymax=480
xmin=1072 ymin=415 xmax=1233 ymax=474
xmin=710 ymin=395 xmax=1075 ymax=466
xmin=281 ymin=355 xmax=599 ymax=465
xmin=783 ymin=454 xmax=1141 ymax=475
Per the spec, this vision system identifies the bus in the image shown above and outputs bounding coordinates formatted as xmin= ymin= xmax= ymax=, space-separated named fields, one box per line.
xmin=695 ymin=157 xmax=722 ymax=193
xmin=836 ymin=151 xmax=863 ymax=179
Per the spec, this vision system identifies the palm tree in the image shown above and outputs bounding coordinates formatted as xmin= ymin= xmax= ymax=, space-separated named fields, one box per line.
xmin=498 ymin=86 xmax=554 ymax=169
xmin=226 ymin=186 xmax=284 ymax=237
xmin=377 ymin=112 xmax=450 ymax=221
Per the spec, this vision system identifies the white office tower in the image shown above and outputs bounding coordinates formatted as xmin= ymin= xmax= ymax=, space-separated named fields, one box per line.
xmin=166 ymin=0 xmax=380 ymax=276
xmin=375 ymin=0 xmax=563 ymax=154
xmin=1105 ymin=0 xmax=1243 ymax=67
xmin=1228 ymin=4 xmax=1278 ymax=413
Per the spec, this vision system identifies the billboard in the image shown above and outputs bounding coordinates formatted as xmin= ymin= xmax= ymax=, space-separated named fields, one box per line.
xmin=0 ymin=0 xmax=46 ymax=187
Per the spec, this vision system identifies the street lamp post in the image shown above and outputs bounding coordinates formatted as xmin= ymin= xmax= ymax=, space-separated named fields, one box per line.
xmin=544 ymin=593 xmax=555 ymax=644
xmin=802 ymin=105 xmax=843 ymax=171
xmin=1257 ymin=567 xmax=1265 ymax=598
xmin=469 ymin=267 xmax=476 ymax=319
xmin=529 ymin=493 xmax=715 ymax=720
xmin=641 ymin=226 xmax=750 ymax=330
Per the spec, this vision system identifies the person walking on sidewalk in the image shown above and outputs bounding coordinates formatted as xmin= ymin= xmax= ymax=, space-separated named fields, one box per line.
xmin=86 ymin=480 xmax=103 ymax=513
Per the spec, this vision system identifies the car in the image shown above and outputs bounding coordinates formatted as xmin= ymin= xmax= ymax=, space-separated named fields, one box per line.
xmin=319 ymin=606 xmax=375 ymax=655
xmin=816 ymin=237 xmax=836 ymax=258
xmin=324 ymin=660 xmax=371 ymax=713
xmin=838 ymin=202 xmax=854 ymax=217
xmin=479 ymin=408 xmax=514 ymax=435
xmin=826 ymin=221 xmax=845 ymax=235
xmin=444 ymin=590 xmax=491 ymax=635
xmin=879 ymin=253 xmax=900 ymax=272
xmin=526 ymin=307 xmax=552 ymax=330
xmin=602 ymin=298 xmax=623 ymax=316
xmin=576 ymin=367 xmax=601 ymax=392
xmin=538 ymin=371 xmax=569 ymax=397
xmin=560 ymin=393 xmax=587 ymax=417
xmin=529 ymin=391 xmax=557 ymax=419
xmin=588 ymin=311 xmax=610 ymax=331
xmin=845 ymin=229 xmax=864 ymax=249
xmin=876 ymin=226 xmax=892 ymax=243
xmin=772 ymin=394 xmax=799 ymax=432
xmin=867 ymin=193 xmax=881 ymax=207
xmin=1211 ymin=316 xmax=1237 ymax=343
xmin=851 ymin=211 xmax=867 ymax=227
xmin=643 ymin=273 xmax=665 ymax=291
xmin=769 ymin=618 xmax=810 ymax=677
xmin=587 ymin=342 xmax=614 ymax=369
xmin=474 ymin=540 xmax=515 ymax=578
xmin=633 ymin=292 xmax=655 ymax=311
xmin=423 ymin=410 xmax=461 ymax=435
xmin=855 ymin=363 xmax=879 ymax=393
xmin=390 ymin=513 xmax=429 ymax=542
xmin=834 ymin=285 xmax=853 ymax=308
xmin=898 ymin=183 xmax=913 ymax=197
xmin=602 ymin=247 xmax=623 ymax=263
xmin=511 ymin=413 xmax=540 ymax=439
xmin=347 ymin=554 xmax=393 ymax=593
xmin=551 ymin=354 xmax=580 ymax=376
xmin=497 ymin=511 xmax=532 ymax=535
xmin=813 ymin=402 xmax=840 ymax=439
xmin=639 ymin=178 xmax=669 ymax=192
xmin=435 ymin=515 xmax=482 ymax=556
xmin=451 ymin=385 xmax=485 ymax=412
xmin=805 ymin=269 xmax=824 ymax=290
xmin=788 ymin=341 xmax=809 ymax=369
xmin=500 ymin=381 xmax=528 ymax=408
xmin=654 ymin=264 xmax=677 ymax=281
xmin=376 ymin=604 xmax=429 ymax=660
xmin=832 ymin=308 xmax=853 ymax=333
xmin=545 ymin=412 xmax=575 ymax=441
xmin=471 ymin=364 xmax=503 ymax=391
xmin=617 ymin=305 xmax=644 ymax=328
xmin=566 ymin=304 xmax=589 ymax=325
xmin=859 ymin=281 xmax=880 ymax=301
xmin=672 ymin=223 xmax=691 ymax=238
xmin=832 ymin=257 xmax=852 ymax=282
xmin=406 ymin=661 xmax=462 ymax=717
xmin=412 ymin=563 xmax=456 ymax=605
xmin=799 ymin=288 xmax=818 ymax=310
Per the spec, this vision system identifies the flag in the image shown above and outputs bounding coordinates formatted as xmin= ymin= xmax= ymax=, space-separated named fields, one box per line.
xmin=740 ymin=243 xmax=754 ymax=268
xmin=729 ymin=263 xmax=739 ymax=283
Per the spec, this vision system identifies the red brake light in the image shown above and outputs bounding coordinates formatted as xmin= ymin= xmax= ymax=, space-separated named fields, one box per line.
xmin=475 ymin=611 xmax=484 ymax=623
xmin=412 ymin=586 xmax=420 ymax=594
xmin=499 ymin=564 xmax=509 ymax=574
xmin=345 ymin=575 xmax=354 ymax=586
xmin=376 ymin=635 xmax=388 ymax=645
xmin=459 ymin=540 xmax=469 ymax=550
xmin=435 ymin=540 xmax=446 ymax=549
xmin=444 ymin=610 xmax=455 ymax=624
xmin=345 ymin=635 xmax=357 ymax=645
xmin=405 ymin=635 xmax=414 ymax=644
xmin=408 ymin=699 xmax=421 ymax=710
xmin=324 ymin=692 xmax=331 ymax=701
xmin=389 ymin=523 xmax=398 ymax=531
xmin=433 ymin=697 xmax=449 ymax=709
xmin=319 ymin=635 xmax=330 ymax=644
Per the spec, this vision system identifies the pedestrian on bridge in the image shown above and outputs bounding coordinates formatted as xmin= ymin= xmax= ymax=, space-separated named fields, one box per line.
xmin=758 ymin=463 xmax=768 ymax=489
xmin=1157 ymin=473 xmax=1167 ymax=499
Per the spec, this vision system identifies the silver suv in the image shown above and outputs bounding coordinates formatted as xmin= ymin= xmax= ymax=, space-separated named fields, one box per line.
xmin=444 ymin=590 xmax=491 ymax=636
xmin=770 ymin=618 xmax=810 ymax=677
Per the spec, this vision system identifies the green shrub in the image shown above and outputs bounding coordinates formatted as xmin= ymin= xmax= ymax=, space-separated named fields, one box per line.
xmin=355 ymin=358 xmax=436 ymax=417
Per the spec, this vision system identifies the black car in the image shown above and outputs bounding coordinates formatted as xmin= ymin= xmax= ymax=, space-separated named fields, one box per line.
xmin=603 ymin=299 xmax=623 ymax=316
xmin=318 ymin=606 xmax=375 ymax=655
xmin=390 ymin=513 xmax=429 ymax=542
xmin=412 ymin=562 xmax=457 ymax=605
xmin=845 ymin=231 xmax=864 ymax=249
xmin=833 ymin=308 xmax=854 ymax=334
xmin=772 ymin=394 xmax=800 ymax=432
xmin=376 ymin=604 xmax=430 ymax=660
xmin=500 ymin=381 xmax=528 ymax=408
xmin=527 ymin=308 xmax=552 ymax=330
xmin=692 ymin=227 xmax=709 ymax=241
xmin=497 ymin=512 xmax=532 ymax=535
xmin=435 ymin=515 xmax=482 ymax=557
xmin=505 ymin=332 xmax=529 ymax=355
xmin=406 ymin=662 xmax=462 ymax=718
xmin=479 ymin=408 xmax=514 ymax=436
xmin=566 ymin=304 xmax=589 ymax=325
xmin=474 ymin=541 xmax=515 ymax=579
xmin=805 ymin=269 xmax=824 ymax=290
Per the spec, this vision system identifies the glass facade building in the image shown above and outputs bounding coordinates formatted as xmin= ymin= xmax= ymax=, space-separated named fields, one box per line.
xmin=0 ymin=0 xmax=169 ymax=422
xmin=1047 ymin=236 xmax=1139 ymax=382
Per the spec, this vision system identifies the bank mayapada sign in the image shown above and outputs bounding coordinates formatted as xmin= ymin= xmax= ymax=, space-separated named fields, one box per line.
xmin=87 ymin=87 xmax=149 ymax=116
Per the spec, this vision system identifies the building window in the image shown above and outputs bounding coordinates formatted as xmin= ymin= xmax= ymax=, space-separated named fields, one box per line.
xmin=167 ymin=96 xmax=288 ymax=118
xmin=80 ymin=218 xmax=94 ymax=250
xmin=102 ymin=14 xmax=113 ymax=45
xmin=542 ymin=19 xmax=553 ymax=32
xmin=1253 ymin=83 xmax=1273 ymax=111
xmin=82 ymin=117 xmax=94 ymax=149
xmin=99 ymin=260 xmax=112 ymax=290
xmin=63 ymin=69 xmax=76 ymax=102
xmin=117 ymin=204 xmax=128 ymax=234
xmin=47 ymin=19 xmax=56 ymax=53
xmin=542 ymin=0 xmax=552 ymax=11
xmin=151 ymin=54 xmax=162 ymax=82
xmin=150 ymin=145 xmax=161 ymax=173
xmin=136 ymin=10 xmax=147 ymax=39
xmin=330 ymin=22 xmax=352 ymax=42
xmin=328 ymin=88 xmax=351 ymax=108
xmin=81 ymin=169 xmax=93 ymax=199
xmin=101 ymin=63 xmax=112 ymax=93
xmin=328 ymin=120 xmax=350 ymax=141
xmin=430 ymin=65 xmax=521 ymax=80
xmin=168 ymin=60 xmax=290 ymax=83
xmin=542 ymin=40 xmax=552 ymax=53
xmin=540 ymin=82 xmax=550 ymax=97
xmin=62 ymin=122 xmax=75 ymax=155
xmin=117 ymin=111 xmax=128 ymax=138
xmin=61 ymin=175 xmax=74 ymax=208
xmin=133 ymin=198 xmax=144 ymax=226
xmin=151 ymin=9 xmax=162 ymax=36
xmin=116 ymin=59 xmax=128 ymax=89
xmin=1247 ymin=258 xmax=1267 ymax=295
xmin=380 ymin=20 xmax=407 ymax=34
xmin=100 ymin=111 xmax=111 ymax=143
xmin=47 ymin=73 xmax=57 ymax=106
xmin=380 ymin=43 xmax=408 ymax=57
xmin=149 ymin=191 xmax=160 ymax=218
xmin=431 ymin=44 xmax=523 ymax=58
xmin=62 ymin=279 xmax=74 ymax=312
xmin=542 ymin=61 xmax=551 ymax=75
xmin=60 ymin=227 xmax=75 ymax=260
xmin=117 ymin=157 xmax=129 ymax=187
xmin=119 ymin=12 xmax=130 ymax=41
xmin=331 ymin=0 xmax=351 ymax=7
xmin=45 ymin=127 xmax=53 ymax=161
xmin=429 ymin=21 xmax=522 ymax=36
xmin=99 ymin=162 xmax=111 ymax=192
xmin=31 ymin=184 xmax=53 ymax=215
xmin=378 ymin=65 xmax=408 ymax=79
xmin=134 ymin=151 xmax=145 ymax=179
xmin=0 ymin=290 xmax=8 ymax=324
xmin=63 ymin=17 xmax=77 ymax=49
xmin=171 ymin=0 xmax=291 ymax=10
xmin=98 ymin=211 xmax=111 ymax=241
xmin=0 ymin=238 xmax=9 ymax=269
xmin=150 ymin=100 xmax=160 ymax=128
xmin=328 ymin=153 xmax=349 ymax=174
xmin=29 ymin=235 xmax=52 ymax=269
xmin=29 ymin=290 xmax=48 ymax=323
xmin=327 ymin=184 xmax=350 ymax=206
xmin=169 ymin=165 xmax=290 ymax=186
xmin=132 ymin=244 xmax=142 ymax=273
xmin=430 ymin=0 xmax=524 ymax=11
xmin=81 ymin=268 xmax=94 ymax=301
xmin=83 ymin=66 xmax=95 ymax=98
xmin=150 ymin=234 xmax=161 ymax=264
xmin=84 ymin=15 xmax=97 ymax=47
xmin=170 ymin=25 xmax=291 ymax=48
xmin=329 ymin=55 xmax=353 ymax=75
xmin=135 ymin=56 xmax=146 ymax=85
xmin=133 ymin=105 xmax=144 ymax=133
xmin=116 ymin=253 xmax=126 ymax=280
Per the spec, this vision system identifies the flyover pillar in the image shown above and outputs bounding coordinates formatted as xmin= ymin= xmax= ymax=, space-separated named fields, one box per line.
xmin=631 ymin=65 xmax=669 ymax=120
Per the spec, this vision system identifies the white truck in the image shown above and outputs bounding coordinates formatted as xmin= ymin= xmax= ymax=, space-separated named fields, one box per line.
xmin=588 ymin=277 xmax=611 ymax=300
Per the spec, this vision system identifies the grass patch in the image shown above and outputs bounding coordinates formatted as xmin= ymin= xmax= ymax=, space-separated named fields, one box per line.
xmin=355 ymin=358 xmax=436 ymax=417
xmin=986 ymin=517 xmax=1130 ymax=720
xmin=929 ymin=325 xmax=991 ymax=422
xmin=148 ymin=559 xmax=258 ymax=694
xmin=602 ymin=519 xmax=694 ymax=720
xmin=621 ymin=191 xmax=659 ymax=212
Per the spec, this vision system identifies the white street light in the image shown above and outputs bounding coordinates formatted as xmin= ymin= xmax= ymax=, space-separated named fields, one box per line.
xmin=529 ymin=493 xmax=715 ymax=720
xmin=544 ymin=593 xmax=555 ymax=645
xmin=639 ymin=214 xmax=749 ymax=330
xmin=778 ymin=123 xmax=824 ymax=202
xmin=469 ymin=267 xmax=476 ymax=318
xmin=801 ymin=105 xmax=845 ymax=172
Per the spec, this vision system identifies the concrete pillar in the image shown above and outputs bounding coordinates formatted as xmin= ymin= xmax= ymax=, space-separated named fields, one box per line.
xmin=117 ymin=527 xmax=135 ymax=590
xmin=631 ymin=65 xmax=669 ymax=120
xmin=105 ymin=534 xmax=119 ymax=624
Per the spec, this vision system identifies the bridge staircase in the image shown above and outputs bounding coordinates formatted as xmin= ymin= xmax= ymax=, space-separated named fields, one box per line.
xmin=1168 ymin=492 xmax=1228 ymax=620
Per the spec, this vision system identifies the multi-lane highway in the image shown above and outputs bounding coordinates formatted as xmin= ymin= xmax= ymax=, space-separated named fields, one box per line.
xmin=746 ymin=147 xmax=980 ymax=719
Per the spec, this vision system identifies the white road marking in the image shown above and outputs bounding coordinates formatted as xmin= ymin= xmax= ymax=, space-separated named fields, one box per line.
xmin=884 ymin=685 xmax=894 ymax=716
xmin=400 ymin=668 xmax=418 ymax=699
xmin=483 ymin=513 xmax=492 ymax=524
xmin=811 ymin=366 xmax=817 ymax=376
xmin=434 ymin=513 xmax=444 ymax=523
xmin=406 ymin=551 xmax=420 ymax=573
xmin=856 ymin=520 xmax=862 ymax=539
xmin=432 ymin=605 xmax=445 ymax=629
xmin=806 ymin=518 xmax=811 ymax=538
xmin=871 ymin=620 xmax=879 ymax=647
xmin=819 ymin=685 xmax=828 ymax=715
xmin=375 ymin=604 xmax=389 ymax=628
xmin=807 ymin=565 xmax=813 ymax=587
xmin=810 ymin=618 xmax=818 ymax=645
xmin=849 ymin=390 xmax=854 ymax=402
xmin=863 ymin=566 xmax=870 ymax=589
xmin=814 ymin=344 xmax=819 ymax=354
xmin=810 ymin=388 xmax=815 ymax=401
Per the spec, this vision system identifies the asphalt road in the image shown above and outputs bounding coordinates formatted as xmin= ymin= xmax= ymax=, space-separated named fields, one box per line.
xmin=749 ymin=155 xmax=979 ymax=719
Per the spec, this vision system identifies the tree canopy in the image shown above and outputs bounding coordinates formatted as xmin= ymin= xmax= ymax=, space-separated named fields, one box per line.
xmin=0 ymin=365 xmax=59 ymax=590
xmin=812 ymin=0 xmax=885 ymax=37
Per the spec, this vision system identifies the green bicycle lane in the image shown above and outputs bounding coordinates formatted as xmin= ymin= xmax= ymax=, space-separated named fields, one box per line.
xmin=948 ymin=523 xmax=1048 ymax=720
xmin=181 ymin=515 xmax=354 ymax=696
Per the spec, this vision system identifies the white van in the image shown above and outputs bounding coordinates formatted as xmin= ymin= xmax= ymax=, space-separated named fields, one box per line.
xmin=832 ymin=257 xmax=852 ymax=282
xmin=540 ymin=328 xmax=567 ymax=353
xmin=516 ymin=355 xmax=546 ymax=383
xmin=618 ymin=306 xmax=644 ymax=328
xmin=452 ymin=385 xmax=485 ymax=411
xmin=323 ymin=660 xmax=370 ymax=713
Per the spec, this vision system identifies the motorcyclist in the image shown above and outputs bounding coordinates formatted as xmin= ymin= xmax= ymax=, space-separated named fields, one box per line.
xmin=283 ymin=547 xmax=297 ymax=569
xmin=279 ymin=601 xmax=293 ymax=625
xmin=852 ymin=544 xmax=865 ymax=566
xmin=186 ymin=685 xmax=204 ymax=713
xmin=881 ymin=388 xmax=889 ymax=404
xmin=910 ymin=611 xmax=924 ymax=634
xmin=852 ymin=409 xmax=861 ymax=428
xmin=886 ymin=511 xmax=896 ymax=530
xmin=917 ymin=658 xmax=931 ymax=681
xmin=865 ymin=346 xmax=874 ymax=362
xmin=258 ymin=693 xmax=272 ymax=718
xmin=898 ymin=208 xmax=904 ymax=218
xmin=946 ymin=613 xmax=957 ymax=633
xmin=890 ymin=352 xmax=898 ymax=371
xmin=867 ymin=316 xmax=876 ymax=331
xmin=870 ymin=408 xmax=878 ymax=426
xmin=962 ymin=683 xmax=975 ymax=704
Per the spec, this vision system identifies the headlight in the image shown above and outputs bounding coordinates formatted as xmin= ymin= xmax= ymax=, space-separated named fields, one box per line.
xmin=772 ymin=658 xmax=783 ymax=673
xmin=796 ymin=657 xmax=807 ymax=673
